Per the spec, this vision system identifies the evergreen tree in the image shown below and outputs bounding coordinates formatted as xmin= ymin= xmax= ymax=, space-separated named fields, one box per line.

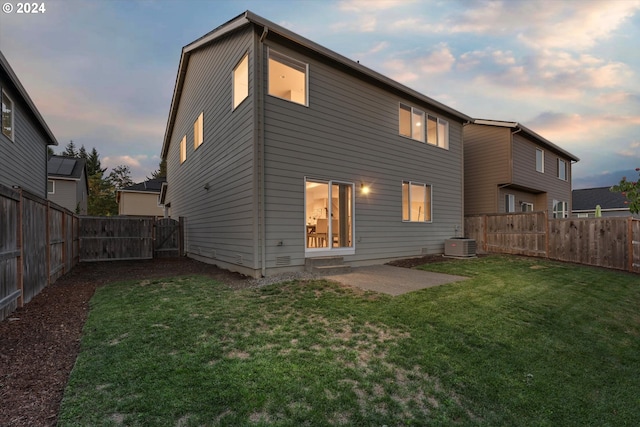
xmin=63 ymin=140 xmax=78 ymax=157
xmin=108 ymin=165 xmax=134 ymax=190
xmin=78 ymin=144 xmax=88 ymax=160
xmin=149 ymin=158 xmax=167 ymax=179
xmin=86 ymin=147 xmax=107 ymax=177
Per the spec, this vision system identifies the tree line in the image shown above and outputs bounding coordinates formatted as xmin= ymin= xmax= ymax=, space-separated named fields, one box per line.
xmin=49 ymin=142 xmax=165 ymax=216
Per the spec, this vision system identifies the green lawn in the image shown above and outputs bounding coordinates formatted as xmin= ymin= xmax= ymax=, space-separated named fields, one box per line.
xmin=58 ymin=255 xmax=640 ymax=426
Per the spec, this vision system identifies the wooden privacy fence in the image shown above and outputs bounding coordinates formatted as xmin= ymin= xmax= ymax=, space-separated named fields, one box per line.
xmin=78 ymin=216 xmax=183 ymax=261
xmin=0 ymin=184 xmax=79 ymax=321
xmin=465 ymin=212 xmax=640 ymax=274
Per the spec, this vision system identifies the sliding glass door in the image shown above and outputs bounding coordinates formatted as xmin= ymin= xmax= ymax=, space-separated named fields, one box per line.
xmin=305 ymin=179 xmax=353 ymax=253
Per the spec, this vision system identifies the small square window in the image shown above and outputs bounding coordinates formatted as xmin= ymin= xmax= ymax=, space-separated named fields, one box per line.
xmin=2 ymin=90 xmax=14 ymax=141
xmin=402 ymin=181 xmax=432 ymax=222
xmin=268 ymin=49 xmax=308 ymax=106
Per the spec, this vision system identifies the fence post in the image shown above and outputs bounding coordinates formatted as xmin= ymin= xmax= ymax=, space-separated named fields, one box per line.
xmin=179 ymin=216 xmax=185 ymax=256
xmin=629 ymin=217 xmax=633 ymax=273
xmin=545 ymin=210 xmax=550 ymax=259
xmin=46 ymin=201 xmax=51 ymax=285
xmin=483 ymin=214 xmax=488 ymax=253
xmin=17 ymin=189 xmax=24 ymax=307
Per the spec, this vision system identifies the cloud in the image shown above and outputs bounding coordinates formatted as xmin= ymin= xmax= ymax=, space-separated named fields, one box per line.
xmin=338 ymin=0 xmax=412 ymax=12
xmin=527 ymin=112 xmax=640 ymax=144
xmin=616 ymin=141 xmax=640 ymax=158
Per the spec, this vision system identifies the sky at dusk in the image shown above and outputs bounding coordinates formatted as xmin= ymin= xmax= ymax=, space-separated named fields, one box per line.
xmin=1 ymin=0 xmax=639 ymax=188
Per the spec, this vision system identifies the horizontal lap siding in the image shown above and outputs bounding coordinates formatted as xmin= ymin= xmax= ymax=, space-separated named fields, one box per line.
xmin=512 ymin=134 xmax=572 ymax=212
xmin=0 ymin=79 xmax=48 ymax=198
xmin=263 ymin=43 xmax=464 ymax=268
xmin=463 ymin=124 xmax=510 ymax=215
xmin=165 ymin=28 xmax=256 ymax=269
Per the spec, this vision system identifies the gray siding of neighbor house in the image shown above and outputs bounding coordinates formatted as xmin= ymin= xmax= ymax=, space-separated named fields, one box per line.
xmin=261 ymin=41 xmax=465 ymax=271
xmin=463 ymin=124 xmax=510 ymax=215
xmin=49 ymin=179 xmax=81 ymax=213
xmin=165 ymin=27 xmax=257 ymax=272
xmin=0 ymin=81 xmax=48 ymax=198
xmin=512 ymin=133 xmax=572 ymax=212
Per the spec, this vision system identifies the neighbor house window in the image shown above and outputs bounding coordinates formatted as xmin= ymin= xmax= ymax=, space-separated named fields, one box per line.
xmin=47 ymin=180 xmax=55 ymax=194
xmin=505 ymin=194 xmax=515 ymax=212
xmin=1 ymin=90 xmax=14 ymax=141
xmin=553 ymin=200 xmax=568 ymax=218
xmin=521 ymin=202 xmax=534 ymax=212
xmin=402 ymin=181 xmax=432 ymax=222
xmin=536 ymin=149 xmax=544 ymax=173
xmin=233 ymin=53 xmax=249 ymax=109
xmin=194 ymin=112 xmax=203 ymax=150
xmin=399 ymin=103 xmax=448 ymax=148
xmin=268 ymin=49 xmax=307 ymax=106
xmin=180 ymin=136 xmax=186 ymax=164
xmin=558 ymin=159 xmax=567 ymax=180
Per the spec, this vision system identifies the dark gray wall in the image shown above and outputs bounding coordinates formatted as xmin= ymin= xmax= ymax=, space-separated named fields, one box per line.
xmin=0 ymin=79 xmax=49 ymax=198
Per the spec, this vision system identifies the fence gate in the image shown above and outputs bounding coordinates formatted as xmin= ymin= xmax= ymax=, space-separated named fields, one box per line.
xmin=154 ymin=218 xmax=182 ymax=258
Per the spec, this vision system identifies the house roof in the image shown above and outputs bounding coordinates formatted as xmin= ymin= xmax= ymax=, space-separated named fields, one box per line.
xmin=161 ymin=10 xmax=473 ymax=159
xmin=472 ymin=119 xmax=579 ymax=162
xmin=47 ymin=155 xmax=86 ymax=180
xmin=572 ymin=186 xmax=629 ymax=211
xmin=0 ymin=50 xmax=58 ymax=146
xmin=119 ymin=177 xmax=166 ymax=194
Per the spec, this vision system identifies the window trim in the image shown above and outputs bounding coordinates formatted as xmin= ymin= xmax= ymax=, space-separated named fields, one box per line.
xmin=194 ymin=112 xmax=203 ymax=150
xmin=233 ymin=53 xmax=249 ymax=110
xmin=267 ymin=48 xmax=309 ymax=107
xmin=553 ymin=199 xmax=569 ymax=219
xmin=47 ymin=179 xmax=55 ymax=194
xmin=180 ymin=135 xmax=186 ymax=164
xmin=557 ymin=158 xmax=567 ymax=181
xmin=1 ymin=89 xmax=15 ymax=142
xmin=402 ymin=181 xmax=433 ymax=223
xmin=536 ymin=148 xmax=544 ymax=173
xmin=505 ymin=194 xmax=516 ymax=213
xmin=399 ymin=103 xmax=448 ymax=149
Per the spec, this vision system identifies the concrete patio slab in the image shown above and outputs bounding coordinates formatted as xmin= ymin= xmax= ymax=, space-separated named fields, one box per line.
xmin=326 ymin=265 xmax=468 ymax=296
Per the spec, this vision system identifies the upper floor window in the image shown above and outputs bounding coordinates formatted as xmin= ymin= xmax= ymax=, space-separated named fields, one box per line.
xmin=233 ymin=53 xmax=249 ymax=109
xmin=180 ymin=136 xmax=186 ymax=164
xmin=1 ymin=90 xmax=14 ymax=141
xmin=402 ymin=181 xmax=432 ymax=222
xmin=536 ymin=149 xmax=544 ymax=173
xmin=557 ymin=159 xmax=567 ymax=180
xmin=268 ymin=49 xmax=307 ymax=106
xmin=399 ymin=103 xmax=448 ymax=149
xmin=194 ymin=112 xmax=203 ymax=150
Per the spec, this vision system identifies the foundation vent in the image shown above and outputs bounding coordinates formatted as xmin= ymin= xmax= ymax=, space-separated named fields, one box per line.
xmin=276 ymin=256 xmax=291 ymax=266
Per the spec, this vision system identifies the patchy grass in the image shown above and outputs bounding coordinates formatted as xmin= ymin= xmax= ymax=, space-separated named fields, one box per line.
xmin=58 ymin=256 xmax=640 ymax=426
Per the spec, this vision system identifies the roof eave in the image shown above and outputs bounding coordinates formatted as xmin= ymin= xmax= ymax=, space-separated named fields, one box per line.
xmin=0 ymin=50 xmax=58 ymax=146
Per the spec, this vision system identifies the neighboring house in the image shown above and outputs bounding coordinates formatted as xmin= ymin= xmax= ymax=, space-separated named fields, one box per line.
xmin=161 ymin=11 xmax=472 ymax=278
xmin=1 ymin=50 xmax=58 ymax=197
xmin=572 ymin=186 xmax=639 ymax=218
xmin=47 ymin=155 xmax=89 ymax=214
xmin=117 ymin=177 xmax=166 ymax=216
xmin=463 ymin=119 xmax=579 ymax=218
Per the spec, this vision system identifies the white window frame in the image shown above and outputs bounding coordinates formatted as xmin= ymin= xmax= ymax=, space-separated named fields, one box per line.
xmin=521 ymin=202 xmax=534 ymax=212
xmin=557 ymin=159 xmax=567 ymax=181
xmin=505 ymin=194 xmax=516 ymax=213
xmin=194 ymin=112 xmax=203 ymax=150
xmin=47 ymin=180 xmax=55 ymax=194
xmin=268 ymin=48 xmax=308 ymax=106
xmin=1 ymin=89 xmax=14 ymax=141
xmin=402 ymin=181 xmax=432 ymax=223
xmin=233 ymin=53 xmax=249 ymax=109
xmin=553 ymin=200 xmax=568 ymax=218
xmin=180 ymin=135 xmax=186 ymax=164
xmin=536 ymin=148 xmax=544 ymax=173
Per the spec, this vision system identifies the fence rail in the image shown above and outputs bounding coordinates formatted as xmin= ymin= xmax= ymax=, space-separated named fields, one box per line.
xmin=465 ymin=212 xmax=640 ymax=274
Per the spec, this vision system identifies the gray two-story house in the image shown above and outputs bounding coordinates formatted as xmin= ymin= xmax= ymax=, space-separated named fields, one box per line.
xmin=464 ymin=119 xmax=579 ymax=218
xmin=1 ymin=50 xmax=58 ymax=197
xmin=161 ymin=11 xmax=472 ymax=278
xmin=47 ymin=155 xmax=89 ymax=214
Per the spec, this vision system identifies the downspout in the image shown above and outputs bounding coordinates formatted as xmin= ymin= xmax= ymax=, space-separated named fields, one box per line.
xmin=259 ymin=26 xmax=268 ymax=277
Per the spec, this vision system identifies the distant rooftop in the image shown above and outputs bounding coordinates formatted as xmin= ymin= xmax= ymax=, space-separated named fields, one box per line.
xmin=572 ymin=186 xmax=629 ymax=211
xmin=47 ymin=155 xmax=86 ymax=179
xmin=120 ymin=177 xmax=166 ymax=193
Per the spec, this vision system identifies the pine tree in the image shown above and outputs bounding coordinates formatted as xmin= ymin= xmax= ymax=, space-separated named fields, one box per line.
xmin=63 ymin=140 xmax=78 ymax=157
